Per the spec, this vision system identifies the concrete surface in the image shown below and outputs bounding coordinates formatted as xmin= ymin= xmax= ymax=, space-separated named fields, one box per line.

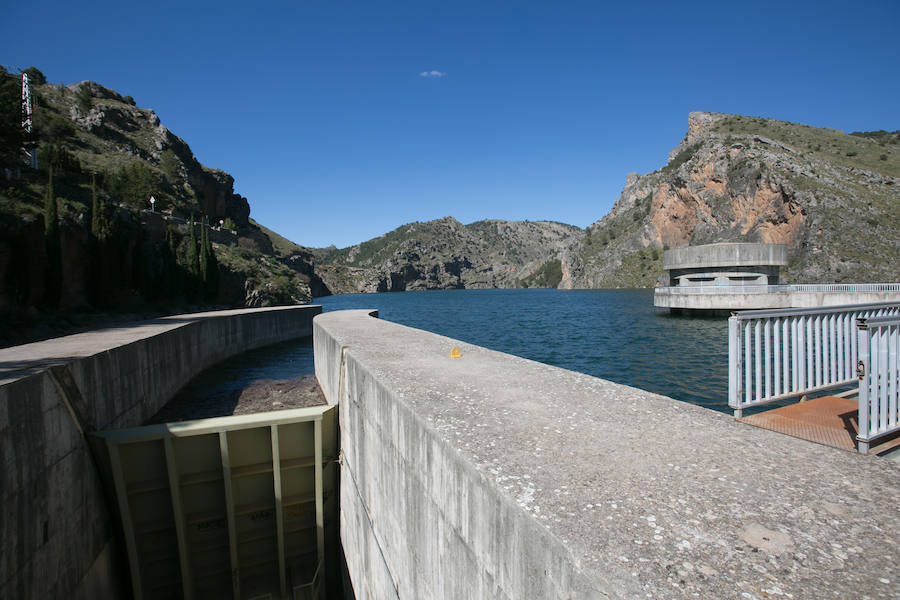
xmin=663 ymin=243 xmax=787 ymax=271
xmin=654 ymin=288 xmax=900 ymax=311
xmin=0 ymin=304 xmax=320 ymax=600
xmin=314 ymin=309 xmax=900 ymax=600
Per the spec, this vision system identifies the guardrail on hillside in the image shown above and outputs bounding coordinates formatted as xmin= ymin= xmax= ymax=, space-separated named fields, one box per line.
xmin=659 ymin=283 xmax=900 ymax=295
xmin=727 ymin=302 xmax=900 ymax=418
xmin=857 ymin=314 xmax=900 ymax=453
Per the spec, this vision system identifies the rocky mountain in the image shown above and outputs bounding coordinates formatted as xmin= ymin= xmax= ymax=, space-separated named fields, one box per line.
xmin=313 ymin=217 xmax=583 ymax=293
xmin=4 ymin=65 xmax=896 ymax=327
xmin=560 ymin=112 xmax=900 ymax=288
xmin=312 ymin=113 xmax=899 ymax=293
xmin=0 ymin=66 xmax=322 ymax=320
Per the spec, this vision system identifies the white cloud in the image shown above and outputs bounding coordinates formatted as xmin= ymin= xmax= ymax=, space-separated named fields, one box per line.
xmin=419 ymin=70 xmax=446 ymax=78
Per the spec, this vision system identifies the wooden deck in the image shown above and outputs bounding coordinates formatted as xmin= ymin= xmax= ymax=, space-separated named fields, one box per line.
xmin=739 ymin=395 xmax=900 ymax=455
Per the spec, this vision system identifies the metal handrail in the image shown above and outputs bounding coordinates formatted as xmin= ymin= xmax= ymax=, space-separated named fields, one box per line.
xmin=856 ymin=314 xmax=900 ymax=453
xmin=728 ymin=303 xmax=900 ymax=417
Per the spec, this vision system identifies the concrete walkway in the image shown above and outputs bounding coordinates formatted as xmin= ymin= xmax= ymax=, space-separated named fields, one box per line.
xmin=1 ymin=304 xmax=322 ymax=600
xmin=316 ymin=309 xmax=900 ymax=600
xmin=740 ymin=396 xmax=900 ymax=456
xmin=0 ymin=306 xmax=308 ymax=385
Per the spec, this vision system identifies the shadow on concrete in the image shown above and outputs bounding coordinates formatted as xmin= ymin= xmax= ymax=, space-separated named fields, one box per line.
xmin=0 ymin=317 xmax=204 ymax=380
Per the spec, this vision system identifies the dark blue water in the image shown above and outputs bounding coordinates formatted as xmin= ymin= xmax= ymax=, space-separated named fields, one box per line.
xmin=316 ymin=289 xmax=730 ymax=412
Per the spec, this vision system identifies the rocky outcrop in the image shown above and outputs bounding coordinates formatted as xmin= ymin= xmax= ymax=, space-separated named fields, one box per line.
xmin=314 ymin=217 xmax=583 ymax=293
xmin=46 ymin=80 xmax=251 ymax=227
xmin=0 ymin=69 xmax=313 ymax=321
xmin=561 ymin=112 xmax=900 ymax=288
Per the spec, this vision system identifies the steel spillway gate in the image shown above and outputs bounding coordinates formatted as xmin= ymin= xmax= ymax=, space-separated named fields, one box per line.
xmin=92 ymin=406 xmax=337 ymax=600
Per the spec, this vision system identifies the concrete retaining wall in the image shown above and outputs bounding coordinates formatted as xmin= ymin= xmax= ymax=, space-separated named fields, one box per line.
xmin=314 ymin=309 xmax=900 ymax=600
xmin=0 ymin=305 xmax=320 ymax=600
xmin=663 ymin=243 xmax=787 ymax=270
xmin=655 ymin=289 xmax=900 ymax=310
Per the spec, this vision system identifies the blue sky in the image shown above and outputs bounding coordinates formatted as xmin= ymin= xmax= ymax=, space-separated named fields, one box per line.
xmin=3 ymin=1 xmax=898 ymax=248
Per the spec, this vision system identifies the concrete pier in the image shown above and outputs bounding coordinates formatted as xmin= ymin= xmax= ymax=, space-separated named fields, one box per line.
xmin=655 ymin=284 xmax=900 ymax=311
xmin=0 ymin=305 xmax=321 ymax=599
xmin=655 ymin=243 xmax=900 ymax=311
xmin=315 ymin=309 xmax=900 ymax=600
xmin=663 ymin=243 xmax=787 ymax=287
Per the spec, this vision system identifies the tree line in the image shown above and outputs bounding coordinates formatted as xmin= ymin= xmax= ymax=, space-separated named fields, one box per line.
xmin=12 ymin=153 xmax=222 ymax=312
xmin=2 ymin=65 xmax=221 ymax=312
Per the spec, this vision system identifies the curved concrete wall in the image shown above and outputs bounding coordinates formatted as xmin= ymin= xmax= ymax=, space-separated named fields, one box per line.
xmin=315 ymin=309 xmax=900 ymax=600
xmin=663 ymin=243 xmax=787 ymax=270
xmin=0 ymin=305 xmax=320 ymax=600
xmin=655 ymin=289 xmax=900 ymax=310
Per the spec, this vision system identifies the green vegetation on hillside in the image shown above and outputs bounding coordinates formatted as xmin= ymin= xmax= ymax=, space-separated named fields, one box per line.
xmin=250 ymin=218 xmax=304 ymax=257
xmin=599 ymin=248 xmax=663 ymax=288
xmin=1 ymin=65 xmax=321 ymax=336
xmin=849 ymin=130 xmax=900 ymax=146
xmin=711 ymin=115 xmax=900 ymax=177
xmin=519 ymin=259 xmax=563 ymax=288
xmin=318 ymin=222 xmax=423 ymax=266
xmin=662 ymin=144 xmax=699 ymax=174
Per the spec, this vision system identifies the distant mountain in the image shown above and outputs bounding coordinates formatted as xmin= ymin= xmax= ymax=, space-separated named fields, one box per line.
xmin=559 ymin=112 xmax=900 ymax=288
xmin=312 ymin=217 xmax=583 ymax=293
xmin=0 ymin=66 xmax=323 ymax=319
xmin=312 ymin=113 xmax=899 ymax=293
xmin=4 ymin=64 xmax=896 ymax=326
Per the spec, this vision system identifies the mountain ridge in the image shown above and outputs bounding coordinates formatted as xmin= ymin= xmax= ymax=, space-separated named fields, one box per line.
xmin=3 ymin=65 xmax=897 ymax=330
xmin=558 ymin=111 xmax=899 ymax=288
xmin=311 ymin=111 xmax=898 ymax=292
xmin=0 ymin=66 xmax=324 ymax=328
xmin=312 ymin=216 xmax=583 ymax=293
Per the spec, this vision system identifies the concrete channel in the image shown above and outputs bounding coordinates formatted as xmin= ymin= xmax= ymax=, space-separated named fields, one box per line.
xmin=0 ymin=305 xmax=321 ymax=599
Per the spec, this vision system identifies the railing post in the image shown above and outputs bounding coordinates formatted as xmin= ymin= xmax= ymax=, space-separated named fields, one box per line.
xmin=857 ymin=317 xmax=870 ymax=454
xmin=729 ymin=314 xmax=742 ymax=418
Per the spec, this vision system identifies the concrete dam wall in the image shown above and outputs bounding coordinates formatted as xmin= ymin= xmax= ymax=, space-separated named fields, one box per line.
xmin=0 ymin=305 xmax=321 ymax=599
xmin=314 ymin=310 xmax=900 ymax=600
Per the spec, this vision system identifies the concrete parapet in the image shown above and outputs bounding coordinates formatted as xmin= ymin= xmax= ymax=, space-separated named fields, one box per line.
xmin=0 ymin=305 xmax=320 ymax=600
xmin=655 ymin=288 xmax=900 ymax=311
xmin=663 ymin=243 xmax=787 ymax=271
xmin=314 ymin=309 xmax=900 ymax=600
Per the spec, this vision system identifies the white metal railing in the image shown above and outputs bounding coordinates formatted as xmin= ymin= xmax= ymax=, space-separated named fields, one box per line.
xmin=857 ymin=314 xmax=900 ymax=453
xmin=658 ymin=283 xmax=900 ymax=295
xmin=728 ymin=302 xmax=900 ymax=418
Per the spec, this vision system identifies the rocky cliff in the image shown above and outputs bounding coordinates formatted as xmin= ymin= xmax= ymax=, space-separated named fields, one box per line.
xmin=5 ymin=66 xmax=897 ymax=320
xmin=313 ymin=217 xmax=583 ymax=293
xmin=0 ymin=67 xmax=321 ymax=320
xmin=560 ymin=112 xmax=900 ymax=288
xmin=36 ymin=78 xmax=252 ymax=227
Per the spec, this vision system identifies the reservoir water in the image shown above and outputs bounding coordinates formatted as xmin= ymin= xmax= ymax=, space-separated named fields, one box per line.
xmin=318 ymin=289 xmax=729 ymax=411
xmin=176 ymin=289 xmax=731 ymax=414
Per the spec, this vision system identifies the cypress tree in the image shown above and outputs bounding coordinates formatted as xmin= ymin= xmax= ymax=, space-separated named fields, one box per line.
xmin=188 ymin=215 xmax=200 ymax=300
xmin=164 ymin=226 xmax=182 ymax=299
xmin=43 ymin=166 xmax=62 ymax=309
xmin=88 ymin=173 xmax=99 ymax=305
xmin=90 ymin=173 xmax=102 ymax=238
xmin=188 ymin=215 xmax=200 ymax=278
xmin=202 ymin=217 xmax=219 ymax=302
xmin=199 ymin=218 xmax=209 ymax=285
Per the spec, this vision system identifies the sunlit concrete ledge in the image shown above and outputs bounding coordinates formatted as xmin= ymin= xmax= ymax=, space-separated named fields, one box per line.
xmin=0 ymin=304 xmax=321 ymax=600
xmin=655 ymin=285 xmax=900 ymax=311
xmin=314 ymin=309 xmax=900 ymax=600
